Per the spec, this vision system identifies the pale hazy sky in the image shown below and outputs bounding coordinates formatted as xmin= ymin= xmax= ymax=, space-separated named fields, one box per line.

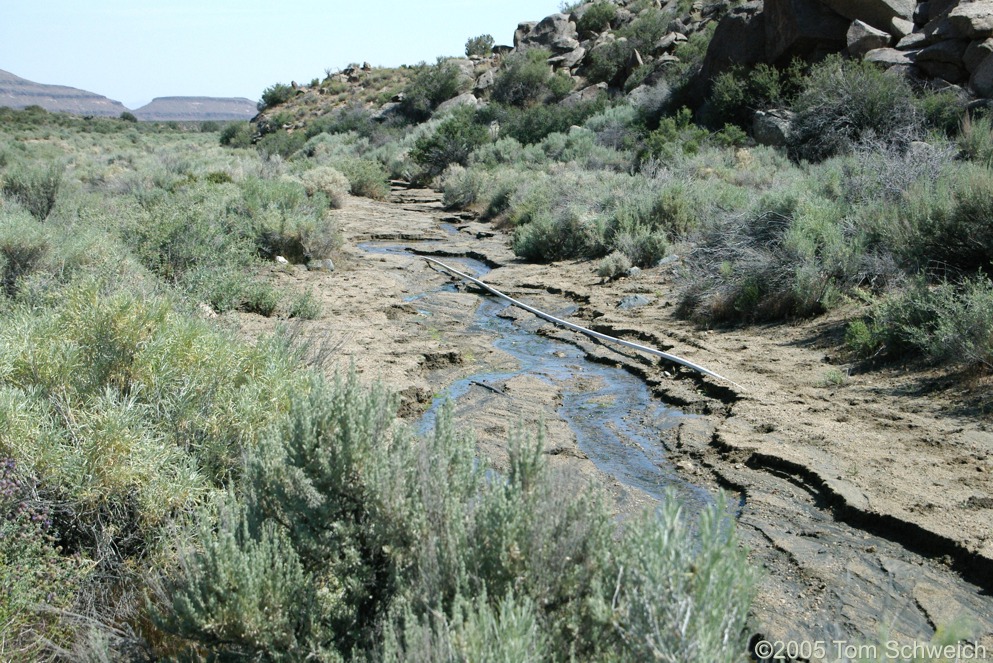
xmin=1 ymin=0 xmax=565 ymax=109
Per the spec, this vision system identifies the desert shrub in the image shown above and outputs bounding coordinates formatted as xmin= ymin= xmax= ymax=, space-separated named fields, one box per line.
xmin=513 ymin=207 xmax=609 ymax=262
xmin=583 ymin=103 xmax=639 ymax=150
xmin=300 ymin=165 xmax=350 ymax=208
xmin=848 ymin=274 xmax=993 ymax=369
xmin=0 ymin=459 xmax=90 ymax=657
xmin=597 ymin=250 xmax=633 ymax=279
xmin=577 ymin=2 xmax=617 ymax=35
xmin=789 ymin=55 xmax=918 ymax=162
xmin=156 ymin=499 xmax=325 ymax=661
xmin=258 ymin=83 xmax=294 ymax=112
xmin=465 ymin=33 xmax=495 ymax=57
xmin=257 ymin=130 xmax=307 ymax=159
xmin=641 ymin=107 xmax=711 ymax=161
xmin=916 ymin=88 xmax=967 ymax=136
xmin=335 ymin=157 xmax=391 ymax=200
xmin=1 ymin=162 xmax=65 ymax=220
xmin=959 ymin=113 xmax=993 ymax=165
xmin=877 ymin=165 xmax=993 ymax=275
xmin=481 ymin=97 xmax=607 ymax=145
xmin=287 ymin=289 xmax=322 ymax=320
xmin=471 ymin=136 xmax=549 ymax=168
xmin=611 ymin=496 xmax=755 ymax=663
xmin=410 ymin=107 xmax=489 ymax=179
xmin=707 ymin=61 xmax=804 ymax=129
xmin=679 ymin=191 xmax=865 ymax=323
xmin=219 ymin=122 xmax=254 ymax=148
xmin=0 ymin=210 xmax=51 ymax=298
xmin=441 ymin=164 xmax=487 ymax=210
xmin=399 ymin=59 xmax=470 ymax=122
xmin=491 ymin=49 xmax=573 ymax=107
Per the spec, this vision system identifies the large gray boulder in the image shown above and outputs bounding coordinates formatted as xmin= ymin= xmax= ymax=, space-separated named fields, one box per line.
xmin=753 ymin=109 xmax=794 ymax=147
xmin=948 ymin=2 xmax=993 ymax=39
xmin=517 ymin=13 xmax=581 ymax=52
xmin=435 ymin=93 xmax=479 ymax=115
xmin=972 ymin=53 xmax=993 ymax=96
xmin=514 ymin=22 xmax=538 ymax=50
xmin=964 ymin=38 xmax=993 ymax=72
xmin=765 ymin=0 xmax=850 ymax=62
xmin=847 ymin=20 xmax=892 ymax=58
xmin=700 ymin=1 xmax=766 ymax=82
xmin=820 ymin=0 xmax=915 ymax=34
xmin=916 ymin=38 xmax=970 ymax=63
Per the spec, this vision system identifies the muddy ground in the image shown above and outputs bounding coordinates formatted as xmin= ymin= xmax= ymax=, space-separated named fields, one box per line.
xmin=231 ymin=187 xmax=993 ymax=660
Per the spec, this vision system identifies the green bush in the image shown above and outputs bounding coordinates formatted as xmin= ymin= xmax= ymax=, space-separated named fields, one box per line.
xmin=465 ymin=33 xmax=495 ymax=57
xmin=959 ymin=113 xmax=993 ymax=165
xmin=258 ymin=83 xmax=295 ymax=112
xmin=257 ymin=130 xmax=308 ymax=159
xmin=399 ymin=59 xmax=470 ymax=122
xmin=789 ymin=56 xmax=918 ymax=162
xmin=513 ymin=208 xmax=608 ymax=262
xmin=1 ymin=162 xmax=65 ymax=220
xmin=707 ymin=61 xmax=804 ymax=129
xmin=848 ymin=274 xmax=993 ymax=369
xmin=300 ymin=165 xmax=350 ymax=208
xmin=491 ymin=49 xmax=573 ymax=107
xmin=679 ymin=192 xmax=861 ymax=323
xmin=481 ymin=97 xmax=606 ymax=145
xmin=597 ymin=250 xmax=633 ymax=279
xmin=0 ymin=210 xmax=51 ymax=297
xmin=220 ymin=122 xmax=255 ymax=148
xmin=441 ymin=164 xmax=487 ymax=210
xmin=410 ymin=107 xmax=489 ymax=179
xmin=336 ymin=157 xmax=391 ymax=200
xmin=577 ymin=2 xmax=617 ymax=35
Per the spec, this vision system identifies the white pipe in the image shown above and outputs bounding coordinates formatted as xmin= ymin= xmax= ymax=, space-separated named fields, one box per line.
xmin=423 ymin=256 xmax=741 ymax=389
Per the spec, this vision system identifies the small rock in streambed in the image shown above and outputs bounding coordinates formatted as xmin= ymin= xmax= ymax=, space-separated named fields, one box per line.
xmin=617 ymin=294 xmax=654 ymax=310
xmin=306 ymin=258 xmax=335 ymax=272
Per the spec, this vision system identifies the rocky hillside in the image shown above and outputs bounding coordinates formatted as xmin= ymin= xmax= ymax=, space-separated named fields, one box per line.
xmin=251 ymin=0 xmax=991 ymax=146
xmin=0 ymin=68 xmax=128 ymax=117
xmin=133 ymin=96 xmax=257 ymax=122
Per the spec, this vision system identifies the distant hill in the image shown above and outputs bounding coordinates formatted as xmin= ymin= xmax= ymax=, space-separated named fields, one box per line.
xmin=133 ymin=96 xmax=257 ymax=122
xmin=0 ymin=69 xmax=257 ymax=121
xmin=0 ymin=68 xmax=128 ymax=117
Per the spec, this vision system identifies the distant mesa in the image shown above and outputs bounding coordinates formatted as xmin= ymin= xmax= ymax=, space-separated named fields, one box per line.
xmin=0 ymin=69 xmax=256 ymax=121
xmin=133 ymin=97 xmax=256 ymax=122
xmin=0 ymin=68 xmax=128 ymax=117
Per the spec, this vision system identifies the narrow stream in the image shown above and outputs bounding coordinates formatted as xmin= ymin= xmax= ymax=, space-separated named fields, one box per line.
xmin=363 ymin=241 xmax=713 ymax=513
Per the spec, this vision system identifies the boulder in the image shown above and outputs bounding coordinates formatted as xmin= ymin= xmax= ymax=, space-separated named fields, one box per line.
xmin=948 ymin=2 xmax=993 ymax=39
xmin=917 ymin=59 xmax=968 ymax=83
xmin=753 ymin=109 xmax=794 ymax=147
xmin=618 ymin=294 xmax=653 ymax=309
xmin=518 ymin=13 xmax=581 ymax=52
xmin=372 ymin=102 xmax=401 ymax=123
xmin=922 ymin=15 xmax=959 ymax=41
xmin=915 ymin=2 xmax=931 ymax=24
xmin=928 ymin=0 xmax=959 ymax=20
xmin=897 ymin=32 xmax=930 ymax=48
xmin=306 ymin=259 xmax=335 ymax=272
xmin=889 ymin=16 xmax=916 ymax=37
xmin=820 ymin=0 xmax=915 ymax=33
xmin=627 ymin=80 xmax=675 ymax=113
xmin=847 ymin=20 xmax=892 ymax=57
xmin=548 ymin=46 xmax=587 ymax=69
xmin=916 ymin=38 xmax=970 ymax=63
xmin=972 ymin=53 xmax=993 ymax=96
xmin=435 ymin=93 xmax=479 ymax=115
xmin=474 ymin=69 xmax=495 ymax=92
xmin=964 ymin=38 xmax=993 ymax=72
xmin=560 ymin=82 xmax=609 ymax=106
xmin=864 ymin=46 xmax=918 ymax=66
xmin=765 ymin=0 xmax=850 ymax=62
xmin=514 ymin=22 xmax=538 ymax=50
xmin=700 ymin=1 xmax=766 ymax=83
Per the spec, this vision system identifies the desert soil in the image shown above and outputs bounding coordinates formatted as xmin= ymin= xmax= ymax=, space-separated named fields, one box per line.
xmin=230 ymin=187 xmax=993 ymax=660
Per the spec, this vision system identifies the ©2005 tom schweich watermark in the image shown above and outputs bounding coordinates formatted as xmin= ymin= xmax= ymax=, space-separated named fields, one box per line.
xmin=753 ymin=638 xmax=988 ymax=661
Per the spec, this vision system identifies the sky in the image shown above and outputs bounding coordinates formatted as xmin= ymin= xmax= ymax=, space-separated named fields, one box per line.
xmin=1 ymin=0 xmax=566 ymax=110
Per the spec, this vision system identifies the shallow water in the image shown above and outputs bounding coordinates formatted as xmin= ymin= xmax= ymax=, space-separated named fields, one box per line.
xmin=362 ymin=243 xmax=712 ymax=512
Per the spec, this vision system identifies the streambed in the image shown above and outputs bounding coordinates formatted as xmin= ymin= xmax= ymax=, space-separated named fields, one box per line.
xmin=361 ymin=241 xmax=713 ymax=514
